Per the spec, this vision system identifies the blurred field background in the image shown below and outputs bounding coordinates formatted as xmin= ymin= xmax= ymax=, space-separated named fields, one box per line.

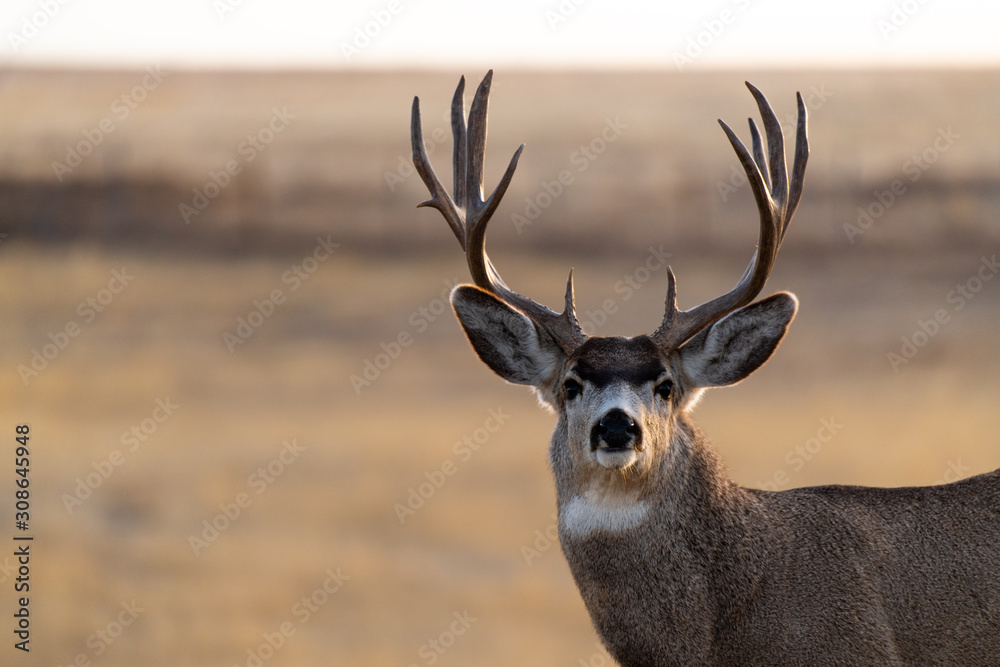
xmin=1 ymin=68 xmax=999 ymax=666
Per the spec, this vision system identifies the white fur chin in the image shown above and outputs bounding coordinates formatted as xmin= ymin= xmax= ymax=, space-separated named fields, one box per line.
xmin=561 ymin=494 xmax=649 ymax=537
xmin=595 ymin=448 xmax=638 ymax=469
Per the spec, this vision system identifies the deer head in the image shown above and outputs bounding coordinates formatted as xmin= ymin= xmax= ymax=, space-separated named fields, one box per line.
xmin=411 ymin=71 xmax=808 ymax=515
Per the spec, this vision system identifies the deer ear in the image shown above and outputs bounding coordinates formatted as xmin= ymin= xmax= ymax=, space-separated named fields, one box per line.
xmin=451 ymin=285 xmax=564 ymax=388
xmin=678 ymin=292 xmax=797 ymax=389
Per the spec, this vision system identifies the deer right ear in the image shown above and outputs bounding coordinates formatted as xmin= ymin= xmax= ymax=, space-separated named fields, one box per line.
xmin=451 ymin=285 xmax=565 ymax=388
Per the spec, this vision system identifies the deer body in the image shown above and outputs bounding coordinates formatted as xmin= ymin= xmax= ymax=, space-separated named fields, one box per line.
xmin=410 ymin=72 xmax=1000 ymax=665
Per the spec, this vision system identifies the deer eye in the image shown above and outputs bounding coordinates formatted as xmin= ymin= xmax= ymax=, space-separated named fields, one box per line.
xmin=564 ymin=378 xmax=583 ymax=400
xmin=655 ymin=380 xmax=673 ymax=400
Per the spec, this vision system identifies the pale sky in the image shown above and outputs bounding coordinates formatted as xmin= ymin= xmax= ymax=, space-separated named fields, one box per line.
xmin=1 ymin=0 xmax=998 ymax=70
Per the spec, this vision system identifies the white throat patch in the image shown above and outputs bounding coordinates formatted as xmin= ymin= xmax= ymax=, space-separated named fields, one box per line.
xmin=561 ymin=493 xmax=649 ymax=537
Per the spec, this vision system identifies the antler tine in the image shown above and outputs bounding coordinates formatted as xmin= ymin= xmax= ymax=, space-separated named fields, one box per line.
xmin=748 ymin=118 xmax=769 ymax=191
xmin=450 ymin=76 xmax=468 ymax=215
xmin=462 ymin=71 xmax=526 ymax=291
xmin=784 ymin=92 xmax=809 ymax=239
xmin=412 ymin=71 xmax=587 ymax=354
xmin=412 ymin=95 xmax=464 ymax=245
xmin=651 ymin=83 xmax=809 ymax=351
xmin=746 ymin=82 xmax=789 ymax=216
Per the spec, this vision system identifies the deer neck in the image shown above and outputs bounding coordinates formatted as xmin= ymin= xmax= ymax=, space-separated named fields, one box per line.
xmin=554 ymin=415 xmax=769 ymax=656
xmin=554 ymin=415 xmax=756 ymax=539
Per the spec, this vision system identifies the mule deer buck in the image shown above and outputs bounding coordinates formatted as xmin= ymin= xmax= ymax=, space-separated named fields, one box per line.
xmin=410 ymin=71 xmax=1000 ymax=665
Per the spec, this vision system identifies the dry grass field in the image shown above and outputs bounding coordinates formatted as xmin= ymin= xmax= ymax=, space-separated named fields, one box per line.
xmin=1 ymin=69 xmax=999 ymax=665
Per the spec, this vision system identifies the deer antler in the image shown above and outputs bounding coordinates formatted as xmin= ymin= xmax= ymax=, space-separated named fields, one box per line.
xmin=650 ymin=82 xmax=809 ymax=350
xmin=411 ymin=70 xmax=587 ymax=354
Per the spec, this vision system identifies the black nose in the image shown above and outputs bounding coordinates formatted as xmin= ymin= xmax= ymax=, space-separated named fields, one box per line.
xmin=591 ymin=408 xmax=641 ymax=451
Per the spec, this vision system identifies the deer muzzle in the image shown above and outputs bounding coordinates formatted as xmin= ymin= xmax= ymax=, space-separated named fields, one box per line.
xmin=591 ymin=408 xmax=643 ymax=452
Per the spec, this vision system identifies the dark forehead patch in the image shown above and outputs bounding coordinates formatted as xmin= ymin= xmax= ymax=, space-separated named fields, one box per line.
xmin=571 ymin=336 xmax=665 ymax=388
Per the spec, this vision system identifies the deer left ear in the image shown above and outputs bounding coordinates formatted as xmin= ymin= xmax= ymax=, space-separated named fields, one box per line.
xmin=451 ymin=285 xmax=565 ymax=388
xmin=678 ymin=292 xmax=798 ymax=388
